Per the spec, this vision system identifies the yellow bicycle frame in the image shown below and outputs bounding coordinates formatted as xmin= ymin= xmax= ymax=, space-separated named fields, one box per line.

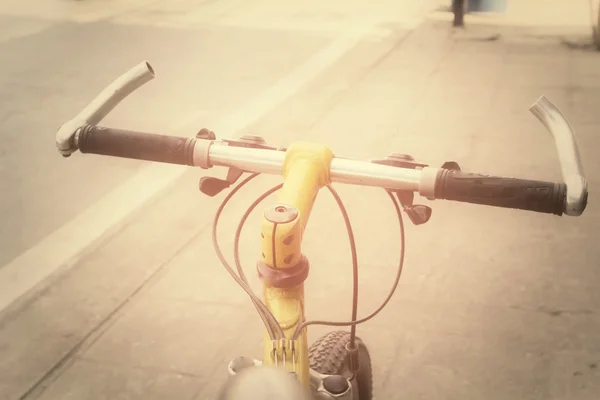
xmin=259 ymin=142 xmax=334 ymax=389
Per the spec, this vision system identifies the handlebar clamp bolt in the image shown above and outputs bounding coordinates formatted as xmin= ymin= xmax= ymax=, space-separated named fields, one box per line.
xmin=264 ymin=205 xmax=299 ymax=224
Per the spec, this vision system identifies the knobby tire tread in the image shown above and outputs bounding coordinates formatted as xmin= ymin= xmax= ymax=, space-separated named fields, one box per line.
xmin=308 ymin=330 xmax=373 ymax=400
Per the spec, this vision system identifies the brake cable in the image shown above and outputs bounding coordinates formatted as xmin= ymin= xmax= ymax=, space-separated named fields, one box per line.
xmin=291 ymin=189 xmax=405 ymax=380
xmin=211 ymin=173 xmax=283 ymax=341
xmin=290 ymin=190 xmax=405 ymax=338
xmin=230 ymin=182 xmax=364 ymax=350
xmin=213 ymin=174 xmax=407 ymax=373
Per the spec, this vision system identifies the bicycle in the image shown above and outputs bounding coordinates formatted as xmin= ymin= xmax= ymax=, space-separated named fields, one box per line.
xmin=55 ymin=62 xmax=588 ymax=400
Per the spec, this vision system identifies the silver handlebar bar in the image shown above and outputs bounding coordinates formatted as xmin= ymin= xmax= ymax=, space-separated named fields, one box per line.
xmin=54 ymin=61 xmax=588 ymax=216
xmin=203 ymin=142 xmax=433 ymax=193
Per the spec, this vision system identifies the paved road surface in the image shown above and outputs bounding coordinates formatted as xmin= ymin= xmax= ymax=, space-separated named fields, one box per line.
xmin=1 ymin=0 xmax=599 ymax=399
xmin=0 ymin=0 xmax=435 ymax=305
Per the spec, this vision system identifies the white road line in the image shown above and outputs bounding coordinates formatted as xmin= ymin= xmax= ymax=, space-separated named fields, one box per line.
xmin=0 ymin=21 xmax=393 ymax=312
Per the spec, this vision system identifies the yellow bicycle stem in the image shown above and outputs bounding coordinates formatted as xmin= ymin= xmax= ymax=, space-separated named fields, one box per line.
xmin=259 ymin=142 xmax=334 ymax=388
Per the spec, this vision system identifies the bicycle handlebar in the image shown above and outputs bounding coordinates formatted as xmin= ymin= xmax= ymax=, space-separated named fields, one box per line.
xmin=76 ymin=124 xmax=575 ymax=216
xmin=78 ymin=125 xmax=198 ymax=165
xmin=56 ymin=61 xmax=589 ymax=217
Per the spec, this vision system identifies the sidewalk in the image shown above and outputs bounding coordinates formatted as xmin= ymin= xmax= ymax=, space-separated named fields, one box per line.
xmin=431 ymin=0 xmax=596 ymax=38
xmin=1 ymin=1 xmax=600 ymax=400
xmin=430 ymin=0 xmax=593 ymax=26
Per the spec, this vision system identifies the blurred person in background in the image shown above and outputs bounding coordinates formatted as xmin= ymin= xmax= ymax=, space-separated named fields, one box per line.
xmin=453 ymin=0 xmax=465 ymax=27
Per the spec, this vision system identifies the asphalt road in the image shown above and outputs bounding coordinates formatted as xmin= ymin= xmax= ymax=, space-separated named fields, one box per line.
xmin=1 ymin=0 xmax=600 ymax=399
xmin=0 ymin=0 xmax=440 ymax=311
xmin=0 ymin=11 xmax=326 ymax=267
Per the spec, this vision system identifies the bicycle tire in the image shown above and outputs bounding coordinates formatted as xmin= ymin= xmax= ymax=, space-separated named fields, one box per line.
xmin=308 ymin=330 xmax=373 ymax=400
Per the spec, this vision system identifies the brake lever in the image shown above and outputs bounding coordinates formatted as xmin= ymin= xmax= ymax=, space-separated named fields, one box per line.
xmin=529 ymin=96 xmax=588 ymax=216
xmin=55 ymin=61 xmax=155 ymax=157
xmin=197 ymin=133 xmax=280 ymax=197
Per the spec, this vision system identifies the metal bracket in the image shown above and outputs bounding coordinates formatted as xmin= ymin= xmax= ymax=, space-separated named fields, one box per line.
xmin=441 ymin=160 xmax=461 ymax=171
xmin=310 ymin=369 xmax=354 ymax=400
xmin=197 ymin=134 xmax=277 ymax=197
xmin=372 ymin=154 xmax=432 ymax=225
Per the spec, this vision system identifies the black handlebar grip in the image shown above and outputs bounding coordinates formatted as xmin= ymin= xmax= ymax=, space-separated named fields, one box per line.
xmin=434 ymin=169 xmax=566 ymax=215
xmin=77 ymin=125 xmax=197 ymax=166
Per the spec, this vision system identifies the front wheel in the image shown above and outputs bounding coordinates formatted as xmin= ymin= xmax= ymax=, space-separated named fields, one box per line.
xmin=308 ymin=331 xmax=373 ymax=400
